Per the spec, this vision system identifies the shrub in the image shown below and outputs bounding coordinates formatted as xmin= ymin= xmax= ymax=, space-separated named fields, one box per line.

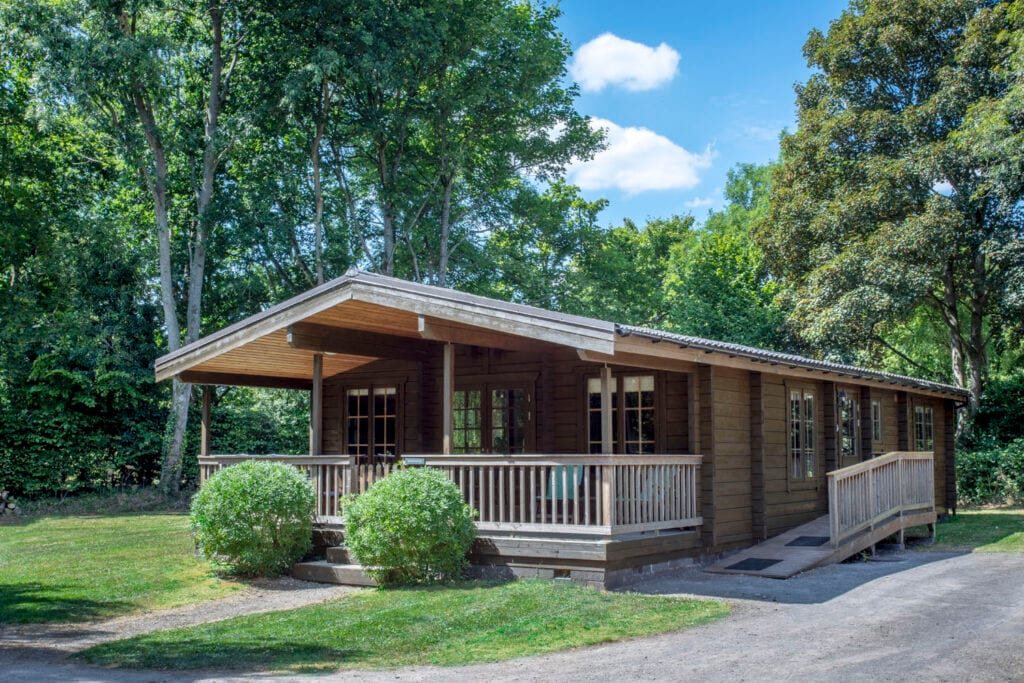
xmin=190 ymin=461 xmax=314 ymax=577
xmin=957 ymin=438 xmax=1024 ymax=506
xmin=344 ymin=467 xmax=475 ymax=586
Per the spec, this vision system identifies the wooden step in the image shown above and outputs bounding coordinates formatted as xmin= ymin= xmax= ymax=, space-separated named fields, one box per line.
xmin=325 ymin=546 xmax=353 ymax=564
xmin=292 ymin=560 xmax=378 ymax=587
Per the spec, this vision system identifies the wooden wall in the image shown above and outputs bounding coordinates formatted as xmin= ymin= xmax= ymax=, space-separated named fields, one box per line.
xmin=707 ymin=367 xmax=753 ymax=550
xmin=321 ymin=345 xmax=690 ymax=457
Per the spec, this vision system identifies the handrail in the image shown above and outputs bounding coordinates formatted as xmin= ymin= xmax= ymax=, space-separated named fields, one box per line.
xmin=198 ymin=452 xmax=703 ymax=535
xmin=404 ymin=453 xmax=703 ymax=467
xmin=827 ymin=451 xmax=935 ymax=548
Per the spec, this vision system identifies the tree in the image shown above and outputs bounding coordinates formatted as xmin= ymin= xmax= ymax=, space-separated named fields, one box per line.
xmin=0 ymin=50 xmax=164 ymax=496
xmin=567 ymin=214 xmax=693 ymax=326
xmin=664 ymin=164 xmax=790 ymax=349
xmin=6 ymin=0 xmax=250 ymax=491
xmin=756 ymin=0 xmax=1024 ymax=424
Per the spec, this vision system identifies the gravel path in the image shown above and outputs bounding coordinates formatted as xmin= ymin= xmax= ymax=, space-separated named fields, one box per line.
xmin=2 ymin=551 xmax=1023 ymax=682
xmin=0 ymin=576 xmax=357 ymax=655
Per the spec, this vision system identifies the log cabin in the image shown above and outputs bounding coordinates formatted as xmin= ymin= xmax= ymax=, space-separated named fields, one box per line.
xmin=155 ymin=270 xmax=966 ymax=586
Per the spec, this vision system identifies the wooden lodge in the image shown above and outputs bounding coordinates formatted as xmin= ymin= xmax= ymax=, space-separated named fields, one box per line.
xmin=155 ymin=270 xmax=966 ymax=586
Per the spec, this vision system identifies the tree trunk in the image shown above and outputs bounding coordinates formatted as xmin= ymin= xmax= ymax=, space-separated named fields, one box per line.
xmin=312 ymin=90 xmax=326 ymax=285
xmin=438 ymin=176 xmax=453 ymax=287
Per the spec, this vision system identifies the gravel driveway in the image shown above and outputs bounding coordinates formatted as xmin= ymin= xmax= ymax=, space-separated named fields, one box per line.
xmin=2 ymin=550 xmax=1022 ymax=682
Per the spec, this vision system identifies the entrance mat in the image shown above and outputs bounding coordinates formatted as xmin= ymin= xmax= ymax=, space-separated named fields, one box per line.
xmin=726 ymin=557 xmax=781 ymax=571
xmin=786 ymin=536 xmax=831 ymax=547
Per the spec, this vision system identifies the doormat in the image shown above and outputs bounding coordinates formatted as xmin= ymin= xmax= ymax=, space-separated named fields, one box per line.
xmin=726 ymin=557 xmax=781 ymax=571
xmin=786 ymin=536 xmax=830 ymax=547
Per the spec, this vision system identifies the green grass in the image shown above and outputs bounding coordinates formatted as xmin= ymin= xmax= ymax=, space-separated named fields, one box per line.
xmin=80 ymin=580 xmax=729 ymax=672
xmin=914 ymin=508 xmax=1024 ymax=553
xmin=0 ymin=513 xmax=239 ymax=624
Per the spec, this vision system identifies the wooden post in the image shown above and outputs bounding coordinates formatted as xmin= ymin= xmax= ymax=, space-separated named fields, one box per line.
xmin=859 ymin=386 xmax=873 ymax=460
xmin=897 ymin=391 xmax=909 ymax=451
xmin=200 ymin=386 xmax=212 ymax=458
xmin=442 ymin=342 xmax=455 ymax=454
xmin=750 ymin=372 xmax=767 ymax=543
xmin=600 ymin=365 xmax=613 ymax=455
xmin=823 ymin=381 xmax=837 ymax=473
xmin=309 ymin=353 xmax=323 ymax=456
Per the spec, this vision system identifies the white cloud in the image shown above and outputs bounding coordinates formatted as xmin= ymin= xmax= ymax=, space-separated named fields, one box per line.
xmin=571 ymin=33 xmax=680 ymax=92
xmin=568 ymin=118 xmax=714 ymax=194
xmin=933 ymin=180 xmax=954 ymax=196
xmin=685 ymin=196 xmax=715 ymax=209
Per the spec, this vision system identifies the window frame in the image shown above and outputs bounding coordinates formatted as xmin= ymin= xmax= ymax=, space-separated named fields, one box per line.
xmin=836 ymin=386 xmax=861 ymax=463
xmin=871 ymin=398 xmax=883 ymax=447
xmin=785 ymin=382 xmax=820 ymax=485
xmin=913 ymin=403 xmax=935 ymax=452
xmin=342 ymin=382 xmax=402 ymax=463
xmin=583 ymin=372 xmax=662 ymax=455
xmin=453 ymin=380 xmax=535 ymax=455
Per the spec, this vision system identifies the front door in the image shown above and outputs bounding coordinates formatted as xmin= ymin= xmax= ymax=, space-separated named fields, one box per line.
xmin=837 ymin=387 xmax=861 ymax=469
xmin=453 ymin=384 xmax=533 ymax=454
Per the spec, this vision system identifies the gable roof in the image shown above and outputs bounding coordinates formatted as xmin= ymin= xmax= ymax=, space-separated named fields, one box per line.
xmin=154 ymin=269 xmax=968 ymax=400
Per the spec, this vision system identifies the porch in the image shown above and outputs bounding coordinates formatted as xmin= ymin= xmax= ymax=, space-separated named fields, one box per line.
xmin=197 ymin=452 xmax=704 ymax=536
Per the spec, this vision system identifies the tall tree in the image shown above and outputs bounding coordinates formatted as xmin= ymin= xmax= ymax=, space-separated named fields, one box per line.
xmin=6 ymin=0 xmax=249 ymax=490
xmin=757 ymin=0 xmax=1023 ymax=423
xmin=664 ymin=163 xmax=790 ymax=349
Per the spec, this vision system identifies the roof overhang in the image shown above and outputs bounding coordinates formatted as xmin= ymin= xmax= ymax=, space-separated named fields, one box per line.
xmin=154 ymin=270 xmax=616 ymax=387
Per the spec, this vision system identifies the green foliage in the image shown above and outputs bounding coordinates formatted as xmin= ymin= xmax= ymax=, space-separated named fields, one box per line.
xmin=664 ymin=163 xmax=790 ymax=349
xmin=971 ymin=372 xmax=1024 ymax=445
xmin=190 ymin=461 xmax=314 ymax=577
xmin=957 ymin=439 xmax=1024 ymax=506
xmin=757 ymin=0 xmax=1023 ymax=411
xmin=344 ymin=467 xmax=475 ymax=586
xmin=0 ymin=45 xmax=165 ymax=499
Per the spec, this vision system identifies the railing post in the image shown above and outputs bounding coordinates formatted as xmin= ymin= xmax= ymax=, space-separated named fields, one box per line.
xmin=601 ymin=463 xmax=616 ymax=527
xmin=897 ymin=453 xmax=904 ymax=518
xmin=829 ymin=475 xmax=839 ymax=548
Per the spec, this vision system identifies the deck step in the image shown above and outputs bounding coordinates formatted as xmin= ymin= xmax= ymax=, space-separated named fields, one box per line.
xmin=325 ymin=546 xmax=352 ymax=564
xmin=292 ymin=560 xmax=378 ymax=587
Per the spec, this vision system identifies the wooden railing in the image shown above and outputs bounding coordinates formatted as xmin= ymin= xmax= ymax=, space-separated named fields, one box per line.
xmin=827 ymin=451 xmax=935 ymax=548
xmin=198 ymin=453 xmax=703 ymax=535
xmin=403 ymin=453 xmax=702 ymax=535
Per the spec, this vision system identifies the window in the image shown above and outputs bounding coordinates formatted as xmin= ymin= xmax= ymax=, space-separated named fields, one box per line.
xmin=914 ymin=405 xmax=934 ymax=451
xmin=789 ymin=388 xmax=817 ymax=480
xmin=346 ymin=386 xmax=398 ymax=462
xmin=837 ymin=389 xmax=860 ymax=461
xmin=453 ymin=386 xmax=530 ymax=454
xmin=587 ymin=374 xmax=655 ymax=454
xmin=871 ymin=399 xmax=882 ymax=443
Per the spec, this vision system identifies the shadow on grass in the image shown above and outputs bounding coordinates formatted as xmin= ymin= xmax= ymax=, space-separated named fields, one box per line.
xmin=80 ymin=638 xmax=369 ymax=673
xmin=0 ymin=583 xmax=134 ymax=625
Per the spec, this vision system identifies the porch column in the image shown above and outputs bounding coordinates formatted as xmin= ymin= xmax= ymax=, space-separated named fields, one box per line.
xmin=442 ymin=342 xmax=455 ymax=454
xmin=200 ymin=386 xmax=212 ymax=458
xmin=600 ymin=365 xmax=613 ymax=454
xmin=309 ymin=353 xmax=323 ymax=456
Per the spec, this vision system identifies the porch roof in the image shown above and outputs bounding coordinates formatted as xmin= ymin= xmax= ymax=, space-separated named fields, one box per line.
xmin=154 ymin=269 xmax=968 ymax=400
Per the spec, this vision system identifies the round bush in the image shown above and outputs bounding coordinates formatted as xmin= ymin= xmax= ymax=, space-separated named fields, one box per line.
xmin=344 ymin=467 xmax=476 ymax=586
xmin=190 ymin=460 xmax=314 ymax=577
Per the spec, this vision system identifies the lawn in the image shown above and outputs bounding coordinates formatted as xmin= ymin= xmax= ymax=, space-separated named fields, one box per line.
xmin=80 ymin=579 xmax=729 ymax=672
xmin=914 ymin=508 xmax=1024 ymax=553
xmin=0 ymin=513 xmax=239 ymax=624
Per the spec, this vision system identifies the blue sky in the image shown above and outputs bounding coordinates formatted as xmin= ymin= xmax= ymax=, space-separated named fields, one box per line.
xmin=555 ymin=0 xmax=849 ymax=226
